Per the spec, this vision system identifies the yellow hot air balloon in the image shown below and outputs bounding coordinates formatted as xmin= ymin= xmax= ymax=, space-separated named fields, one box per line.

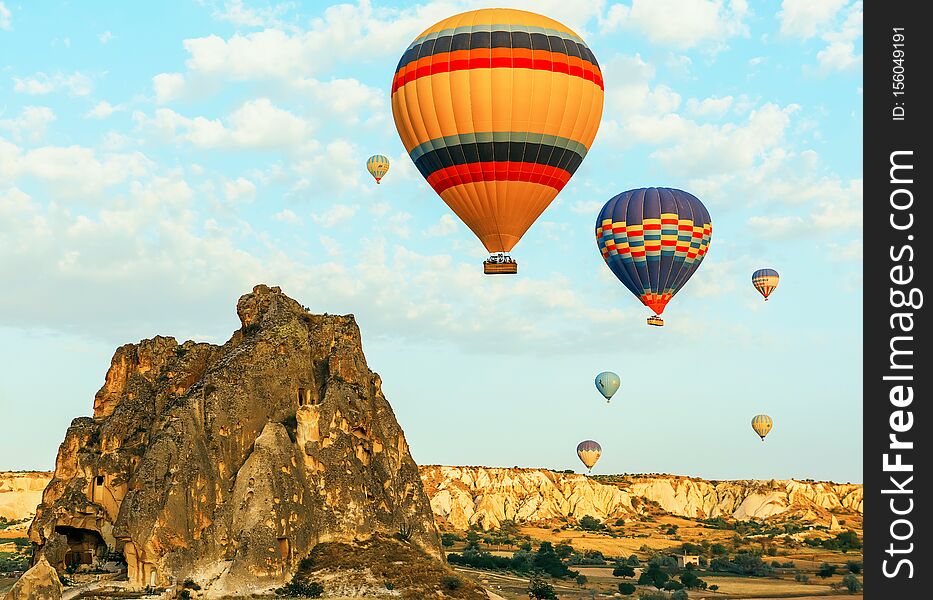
xmin=366 ymin=154 xmax=390 ymax=184
xmin=391 ymin=8 xmax=604 ymax=274
xmin=576 ymin=440 xmax=602 ymax=472
xmin=751 ymin=414 xmax=773 ymax=442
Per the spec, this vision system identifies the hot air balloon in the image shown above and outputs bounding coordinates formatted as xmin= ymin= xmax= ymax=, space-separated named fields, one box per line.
xmin=596 ymin=188 xmax=712 ymax=326
xmin=576 ymin=440 xmax=601 ymax=472
xmin=391 ymin=8 xmax=605 ymax=274
xmin=751 ymin=414 xmax=773 ymax=442
xmin=595 ymin=371 xmax=620 ymax=403
xmin=366 ymin=154 xmax=390 ymax=184
xmin=752 ymin=268 xmax=779 ymax=301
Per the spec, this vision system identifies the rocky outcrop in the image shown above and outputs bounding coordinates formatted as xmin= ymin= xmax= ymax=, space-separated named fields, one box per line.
xmin=27 ymin=285 xmax=441 ymax=594
xmin=420 ymin=466 xmax=863 ymax=531
xmin=0 ymin=473 xmax=52 ymax=521
xmin=2 ymin=556 xmax=62 ymax=600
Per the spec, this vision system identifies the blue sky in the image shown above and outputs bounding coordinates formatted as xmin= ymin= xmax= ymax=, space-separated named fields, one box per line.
xmin=0 ymin=1 xmax=862 ymax=482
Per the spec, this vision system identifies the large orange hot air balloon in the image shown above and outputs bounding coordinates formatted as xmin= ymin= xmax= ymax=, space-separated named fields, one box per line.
xmin=391 ymin=8 xmax=604 ymax=274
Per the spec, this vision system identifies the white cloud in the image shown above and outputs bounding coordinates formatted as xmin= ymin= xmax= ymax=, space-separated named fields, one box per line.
xmin=646 ymin=103 xmax=799 ymax=177
xmin=273 ymin=208 xmax=302 ymax=225
xmin=135 ymin=99 xmax=312 ymax=150
xmin=686 ymin=95 xmax=734 ymax=118
xmin=0 ymin=139 xmax=152 ymax=197
xmin=426 ymin=214 xmax=458 ymax=236
xmin=209 ymin=0 xmax=298 ymax=29
xmin=85 ymin=101 xmax=124 ymax=120
xmin=602 ymin=0 xmax=749 ymax=50
xmin=153 ymin=73 xmax=186 ymax=104
xmin=311 ymin=204 xmax=358 ymax=228
xmin=0 ymin=1 xmax=10 ymax=30
xmin=778 ymin=0 xmax=847 ymax=39
xmin=815 ymin=2 xmax=862 ymax=73
xmin=98 ymin=31 xmax=114 ymax=43
xmin=224 ymin=177 xmax=257 ymax=202
xmin=0 ymin=106 xmax=56 ymax=142
xmin=13 ymin=72 xmax=93 ymax=96
xmin=827 ymin=239 xmax=862 ymax=262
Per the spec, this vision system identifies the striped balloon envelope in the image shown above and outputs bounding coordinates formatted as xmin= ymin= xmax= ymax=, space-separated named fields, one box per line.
xmin=751 ymin=414 xmax=773 ymax=441
xmin=391 ymin=8 xmax=604 ymax=265
xmin=576 ymin=440 xmax=602 ymax=472
xmin=596 ymin=188 xmax=712 ymax=322
xmin=366 ymin=154 xmax=390 ymax=184
xmin=752 ymin=268 xmax=780 ymax=300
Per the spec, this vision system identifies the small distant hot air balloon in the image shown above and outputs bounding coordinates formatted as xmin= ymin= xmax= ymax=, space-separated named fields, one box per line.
xmin=751 ymin=415 xmax=773 ymax=442
xmin=366 ymin=154 xmax=390 ymax=184
xmin=577 ymin=440 xmax=602 ymax=472
xmin=391 ymin=8 xmax=605 ymax=274
xmin=596 ymin=188 xmax=712 ymax=326
xmin=595 ymin=371 xmax=620 ymax=403
xmin=752 ymin=268 xmax=779 ymax=301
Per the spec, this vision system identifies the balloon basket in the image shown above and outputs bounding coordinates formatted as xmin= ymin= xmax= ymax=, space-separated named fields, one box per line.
xmin=483 ymin=254 xmax=517 ymax=275
xmin=647 ymin=316 xmax=664 ymax=327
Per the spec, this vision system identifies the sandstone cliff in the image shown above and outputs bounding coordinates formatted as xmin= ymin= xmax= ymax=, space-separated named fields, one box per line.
xmin=27 ymin=285 xmax=441 ymax=594
xmin=0 ymin=473 xmax=51 ymax=521
xmin=420 ymin=466 xmax=863 ymax=531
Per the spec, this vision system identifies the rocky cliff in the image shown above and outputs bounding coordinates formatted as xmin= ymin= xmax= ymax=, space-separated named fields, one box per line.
xmin=0 ymin=473 xmax=51 ymax=521
xmin=27 ymin=285 xmax=442 ymax=594
xmin=420 ymin=466 xmax=863 ymax=531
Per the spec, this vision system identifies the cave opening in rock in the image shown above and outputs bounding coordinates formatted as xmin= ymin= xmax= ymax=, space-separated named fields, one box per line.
xmin=95 ymin=475 xmax=104 ymax=485
xmin=277 ymin=537 xmax=291 ymax=560
xmin=55 ymin=525 xmax=106 ymax=566
xmin=298 ymin=387 xmax=317 ymax=406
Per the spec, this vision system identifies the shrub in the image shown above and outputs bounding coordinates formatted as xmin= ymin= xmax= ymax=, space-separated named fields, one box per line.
xmin=441 ymin=533 xmax=458 ymax=547
xmin=841 ymin=574 xmax=862 ymax=593
xmin=618 ymin=582 xmax=636 ymax=595
xmin=182 ymin=578 xmax=201 ymax=590
xmin=846 ymin=560 xmax=863 ymax=574
xmin=576 ymin=574 xmax=587 ymax=586
xmin=441 ymin=576 xmax=462 ymax=591
xmin=709 ymin=584 xmax=719 ymax=591
xmin=179 ymin=592 xmax=191 ymax=600
xmin=817 ymin=563 xmax=837 ymax=578
xmin=795 ymin=573 xmax=809 ymax=583
xmin=275 ymin=577 xmax=324 ymax=597
xmin=671 ymin=590 xmax=689 ymax=600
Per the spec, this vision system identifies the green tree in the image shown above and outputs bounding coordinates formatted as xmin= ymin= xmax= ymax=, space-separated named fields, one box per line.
xmin=441 ymin=533 xmax=458 ymax=547
xmin=638 ymin=564 xmax=669 ymax=589
xmin=617 ymin=582 xmax=636 ymax=595
xmin=817 ymin=563 xmax=837 ymax=578
xmin=579 ymin=515 xmax=604 ymax=531
xmin=528 ymin=576 xmax=558 ymax=599
xmin=680 ymin=571 xmax=708 ymax=589
xmin=576 ymin=574 xmax=587 ymax=586
xmin=846 ymin=560 xmax=863 ymax=574
xmin=613 ymin=564 xmax=636 ymax=578
xmin=671 ymin=590 xmax=689 ymax=600
xmin=555 ymin=542 xmax=574 ymax=559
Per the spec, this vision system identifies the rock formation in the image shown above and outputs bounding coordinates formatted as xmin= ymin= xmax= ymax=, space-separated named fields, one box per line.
xmin=27 ymin=285 xmax=441 ymax=594
xmin=2 ymin=556 xmax=61 ymax=600
xmin=420 ymin=466 xmax=863 ymax=531
xmin=0 ymin=473 xmax=51 ymax=521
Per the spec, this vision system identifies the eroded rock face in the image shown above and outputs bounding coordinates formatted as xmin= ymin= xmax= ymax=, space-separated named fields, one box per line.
xmin=0 ymin=473 xmax=52 ymax=521
xmin=28 ymin=285 xmax=441 ymax=592
xmin=2 ymin=556 xmax=62 ymax=600
xmin=420 ymin=466 xmax=863 ymax=530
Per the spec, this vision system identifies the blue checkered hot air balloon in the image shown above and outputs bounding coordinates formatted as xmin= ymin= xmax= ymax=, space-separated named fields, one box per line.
xmin=596 ymin=188 xmax=712 ymax=326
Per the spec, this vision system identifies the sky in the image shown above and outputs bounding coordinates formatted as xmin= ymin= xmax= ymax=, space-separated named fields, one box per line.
xmin=0 ymin=0 xmax=862 ymax=482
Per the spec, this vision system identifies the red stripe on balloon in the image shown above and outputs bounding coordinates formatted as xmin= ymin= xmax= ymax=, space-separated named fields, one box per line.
xmin=426 ymin=161 xmax=572 ymax=195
